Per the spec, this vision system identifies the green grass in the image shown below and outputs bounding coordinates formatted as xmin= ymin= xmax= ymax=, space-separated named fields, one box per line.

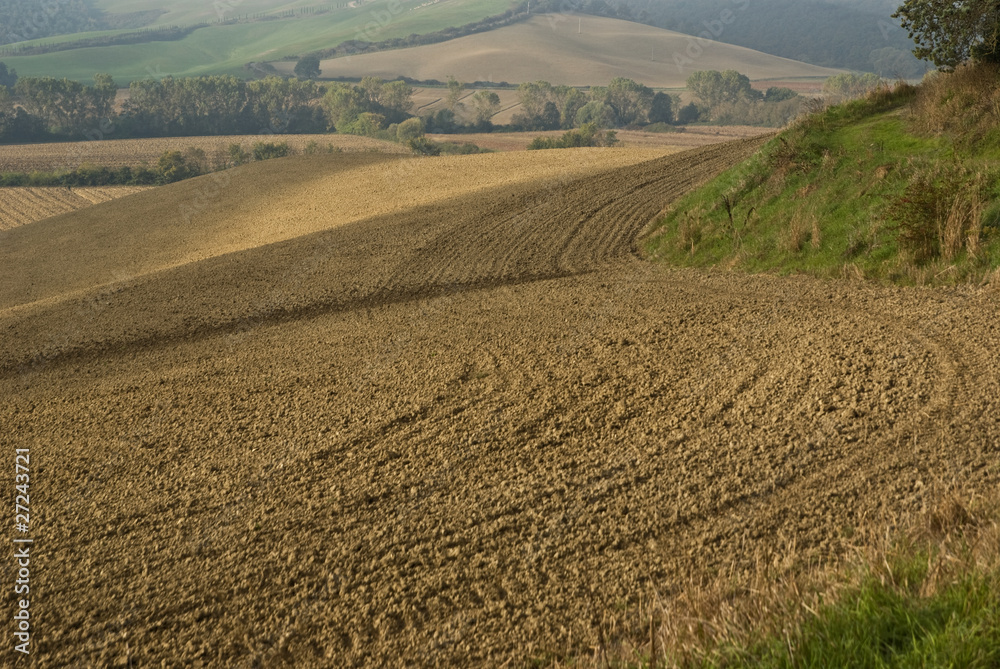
xmin=644 ymin=86 xmax=1000 ymax=285
xmin=0 ymin=0 xmax=516 ymax=83
xmin=710 ymin=561 xmax=1000 ymax=668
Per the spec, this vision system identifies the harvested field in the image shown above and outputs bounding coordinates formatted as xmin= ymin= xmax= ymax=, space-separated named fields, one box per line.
xmin=2 ymin=142 xmax=999 ymax=667
xmin=0 ymin=134 xmax=406 ymax=173
xmin=0 ymin=186 xmax=151 ymax=231
xmin=429 ymin=126 xmax=771 ymax=152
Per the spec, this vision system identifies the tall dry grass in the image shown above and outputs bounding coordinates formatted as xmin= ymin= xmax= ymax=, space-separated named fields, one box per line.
xmin=911 ymin=63 xmax=1000 ymax=140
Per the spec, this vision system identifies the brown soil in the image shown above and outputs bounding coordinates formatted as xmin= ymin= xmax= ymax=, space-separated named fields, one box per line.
xmin=0 ymin=187 xmax=151 ymax=231
xmin=2 ymin=139 xmax=999 ymax=667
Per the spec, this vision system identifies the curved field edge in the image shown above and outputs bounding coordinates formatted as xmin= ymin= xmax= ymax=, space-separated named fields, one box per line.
xmin=642 ymin=85 xmax=1000 ymax=287
xmin=0 ymin=141 xmax=762 ymax=373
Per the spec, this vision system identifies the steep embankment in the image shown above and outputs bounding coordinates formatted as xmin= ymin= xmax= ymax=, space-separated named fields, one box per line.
xmin=645 ymin=81 xmax=1000 ymax=285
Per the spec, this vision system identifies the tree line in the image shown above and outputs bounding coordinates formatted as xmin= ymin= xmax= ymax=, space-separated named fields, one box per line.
xmin=1 ymin=67 xmax=808 ymax=145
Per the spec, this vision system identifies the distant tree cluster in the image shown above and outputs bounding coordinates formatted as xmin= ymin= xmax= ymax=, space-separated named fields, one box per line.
xmin=321 ymin=77 xmax=414 ymax=135
xmin=684 ymin=70 xmax=801 ymax=126
xmin=120 ymin=75 xmax=327 ymax=137
xmin=503 ymin=78 xmax=673 ymax=132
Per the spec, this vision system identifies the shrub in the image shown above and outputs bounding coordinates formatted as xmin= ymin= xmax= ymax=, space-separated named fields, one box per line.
xmin=250 ymin=142 xmax=292 ymax=161
xmin=886 ymin=165 xmax=989 ymax=263
xmin=228 ymin=143 xmax=249 ymax=166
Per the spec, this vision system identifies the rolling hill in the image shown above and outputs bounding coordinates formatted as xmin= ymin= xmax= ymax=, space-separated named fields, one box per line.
xmin=292 ymin=14 xmax=844 ymax=88
xmin=0 ymin=0 xmax=515 ymax=83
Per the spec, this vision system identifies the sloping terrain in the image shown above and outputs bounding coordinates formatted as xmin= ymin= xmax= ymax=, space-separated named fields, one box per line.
xmin=0 ymin=186 xmax=150 ymax=230
xmin=0 ymin=0 xmax=515 ymax=82
xmin=0 ymin=134 xmax=406 ymax=173
xmin=304 ymin=14 xmax=844 ymax=87
xmin=2 ymin=142 xmax=999 ymax=666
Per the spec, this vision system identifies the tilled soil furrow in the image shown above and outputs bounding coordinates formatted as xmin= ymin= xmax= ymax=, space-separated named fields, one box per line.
xmin=3 ymin=138 xmax=1000 ymax=668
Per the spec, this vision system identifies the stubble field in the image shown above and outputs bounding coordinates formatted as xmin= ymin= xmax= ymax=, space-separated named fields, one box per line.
xmin=2 ymin=141 xmax=999 ymax=666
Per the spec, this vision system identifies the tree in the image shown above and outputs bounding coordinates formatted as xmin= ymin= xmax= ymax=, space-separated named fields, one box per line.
xmin=294 ymin=54 xmax=322 ymax=79
xmin=763 ymin=87 xmax=798 ymax=103
xmin=322 ymin=82 xmax=366 ymax=131
xmin=894 ymin=0 xmax=1000 ymax=69
xmin=470 ymin=90 xmax=501 ymax=127
xmin=247 ymin=76 xmax=324 ymax=133
xmin=675 ymin=102 xmax=703 ymax=124
xmin=648 ymin=91 xmax=673 ymax=124
xmin=396 ymin=117 xmax=424 ymax=142
xmin=601 ymin=77 xmax=654 ymax=126
xmin=574 ymin=100 xmax=616 ymax=127
xmin=380 ymin=80 xmax=414 ymax=118
xmin=0 ymin=62 xmax=16 ymax=89
xmin=157 ymin=150 xmax=198 ymax=182
xmin=823 ymin=72 xmax=882 ymax=99
xmin=686 ymin=70 xmax=759 ymax=109
xmin=446 ymin=76 xmax=465 ymax=112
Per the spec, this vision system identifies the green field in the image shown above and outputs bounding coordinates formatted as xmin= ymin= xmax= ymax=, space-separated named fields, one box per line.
xmin=0 ymin=0 xmax=516 ymax=83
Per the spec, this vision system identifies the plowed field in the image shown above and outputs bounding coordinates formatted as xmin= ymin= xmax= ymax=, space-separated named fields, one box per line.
xmin=0 ymin=187 xmax=151 ymax=230
xmin=2 ymin=141 xmax=999 ymax=667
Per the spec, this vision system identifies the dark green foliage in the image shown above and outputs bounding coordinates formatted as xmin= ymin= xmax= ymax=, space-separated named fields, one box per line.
xmin=294 ymin=54 xmax=321 ymax=80
xmin=0 ymin=61 xmax=15 ymax=88
xmin=157 ymin=150 xmax=199 ymax=182
xmin=676 ymin=102 xmax=703 ymax=124
xmin=13 ymin=74 xmax=116 ymax=135
xmin=764 ymin=87 xmax=798 ymax=104
xmin=322 ymin=77 xmax=414 ymax=135
xmin=0 ymin=106 xmax=47 ymax=142
xmin=648 ymin=92 xmax=674 ymax=124
xmin=250 ymin=141 xmax=291 ymax=161
xmin=407 ymin=137 xmax=441 ymax=155
xmin=894 ymin=0 xmax=1000 ymax=69
xmin=527 ymin=123 xmax=618 ymax=149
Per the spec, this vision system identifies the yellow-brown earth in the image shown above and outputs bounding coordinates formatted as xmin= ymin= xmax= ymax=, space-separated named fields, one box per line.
xmin=2 ymin=141 xmax=999 ymax=666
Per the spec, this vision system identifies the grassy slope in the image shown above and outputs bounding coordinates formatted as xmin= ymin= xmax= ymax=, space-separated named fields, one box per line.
xmin=644 ymin=86 xmax=1000 ymax=285
xmin=0 ymin=0 xmax=515 ymax=83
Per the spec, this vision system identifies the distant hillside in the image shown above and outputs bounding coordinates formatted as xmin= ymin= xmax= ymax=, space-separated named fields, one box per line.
xmin=613 ymin=0 xmax=925 ymax=77
xmin=299 ymin=14 xmax=843 ymax=88
xmin=0 ymin=0 xmax=515 ymax=83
